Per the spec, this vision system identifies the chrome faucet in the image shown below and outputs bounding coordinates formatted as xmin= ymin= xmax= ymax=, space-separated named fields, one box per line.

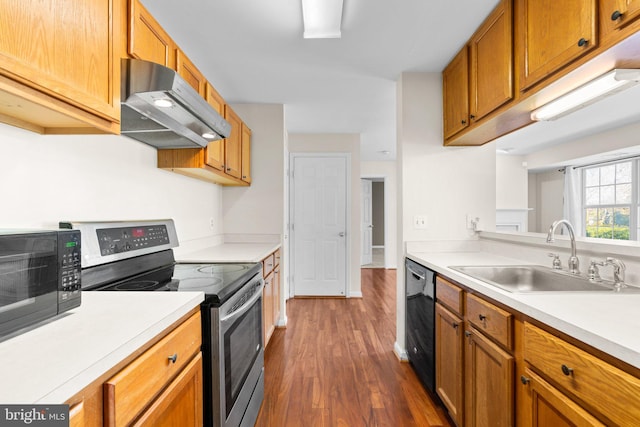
xmin=598 ymin=257 xmax=626 ymax=288
xmin=546 ymin=219 xmax=580 ymax=274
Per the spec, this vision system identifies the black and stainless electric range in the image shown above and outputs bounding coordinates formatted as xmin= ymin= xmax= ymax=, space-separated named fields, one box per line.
xmin=60 ymin=219 xmax=264 ymax=427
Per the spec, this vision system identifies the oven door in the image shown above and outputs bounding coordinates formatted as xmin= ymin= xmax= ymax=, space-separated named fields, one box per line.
xmin=216 ymin=275 xmax=264 ymax=427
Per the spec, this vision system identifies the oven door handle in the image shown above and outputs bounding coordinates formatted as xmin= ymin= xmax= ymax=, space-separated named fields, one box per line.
xmin=220 ymin=281 xmax=264 ymax=325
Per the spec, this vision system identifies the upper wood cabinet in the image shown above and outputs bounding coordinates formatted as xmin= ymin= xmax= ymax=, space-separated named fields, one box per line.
xmin=600 ymin=0 xmax=640 ymax=37
xmin=518 ymin=0 xmax=598 ymax=91
xmin=469 ymin=0 xmax=513 ymax=121
xmin=129 ymin=0 xmax=176 ymax=68
xmin=241 ymin=123 xmax=252 ymax=184
xmin=442 ymin=46 xmax=469 ymax=139
xmin=223 ymin=105 xmax=242 ymax=180
xmin=176 ymin=49 xmax=206 ymax=96
xmin=0 ymin=0 xmax=119 ymax=134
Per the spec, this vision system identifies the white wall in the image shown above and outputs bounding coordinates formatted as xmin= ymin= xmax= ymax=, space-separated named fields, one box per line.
xmin=395 ymin=72 xmax=497 ymax=357
xmin=529 ymin=169 xmax=564 ymax=233
xmin=496 ymin=154 xmax=528 ymax=209
xmin=288 ymin=133 xmax=362 ymax=297
xmin=361 ymin=161 xmax=398 ymax=269
xmin=0 ymin=122 xmax=223 ymax=253
xmin=222 ymin=104 xmax=285 ymax=239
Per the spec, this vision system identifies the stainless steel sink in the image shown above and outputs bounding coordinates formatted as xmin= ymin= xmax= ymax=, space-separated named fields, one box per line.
xmin=448 ymin=265 xmax=640 ymax=293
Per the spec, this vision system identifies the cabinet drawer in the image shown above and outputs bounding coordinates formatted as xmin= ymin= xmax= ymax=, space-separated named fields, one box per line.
xmin=263 ymin=253 xmax=275 ymax=277
xmin=466 ymin=293 xmax=512 ymax=350
xmin=524 ymin=322 xmax=640 ymax=426
xmin=436 ymin=276 xmax=464 ymax=315
xmin=104 ymin=312 xmax=202 ymax=427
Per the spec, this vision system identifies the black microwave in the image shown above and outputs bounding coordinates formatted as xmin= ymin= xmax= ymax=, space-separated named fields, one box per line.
xmin=0 ymin=229 xmax=81 ymax=339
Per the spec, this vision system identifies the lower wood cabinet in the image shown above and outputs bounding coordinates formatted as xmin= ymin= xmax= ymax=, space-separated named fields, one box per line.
xmin=520 ymin=367 xmax=604 ymax=427
xmin=65 ymin=310 xmax=203 ymax=427
xmin=262 ymin=248 xmax=282 ymax=347
xmin=464 ymin=327 xmax=514 ymax=427
xmin=435 ymin=303 xmax=464 ymax=427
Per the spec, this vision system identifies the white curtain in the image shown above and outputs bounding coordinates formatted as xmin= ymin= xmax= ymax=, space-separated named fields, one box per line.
xmin=563 ymin=167 xmax=583 ymax=237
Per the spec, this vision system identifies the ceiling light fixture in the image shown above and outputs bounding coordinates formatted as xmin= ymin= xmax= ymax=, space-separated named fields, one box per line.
xmin=531 ymin=69 xmax=640 ymax=121
xmin=301 ymin=0 xmax=344 ymax=39
xmin=153 ymin=98 xmax=173 ymax=108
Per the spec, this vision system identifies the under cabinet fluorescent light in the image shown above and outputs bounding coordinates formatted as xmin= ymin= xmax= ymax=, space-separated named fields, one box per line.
xmin=530 ymin=69 xmax=640 ymax=121
xmin=301 ymin=0 xmax=344 ymax=38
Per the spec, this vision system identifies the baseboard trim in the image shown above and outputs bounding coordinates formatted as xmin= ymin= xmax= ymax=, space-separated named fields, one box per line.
xmin=349 ymin=291 xmax=363 ymax=298
xmin=394 ymin=341 xmax=409 ymax=361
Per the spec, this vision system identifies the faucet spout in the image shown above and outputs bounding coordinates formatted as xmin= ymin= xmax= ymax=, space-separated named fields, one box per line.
xmin=547 ymin=219 xmax=579 ymax=274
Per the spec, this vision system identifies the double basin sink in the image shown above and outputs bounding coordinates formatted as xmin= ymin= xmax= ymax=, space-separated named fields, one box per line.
xmin=449 ymin=265 xmax=640 ymax=293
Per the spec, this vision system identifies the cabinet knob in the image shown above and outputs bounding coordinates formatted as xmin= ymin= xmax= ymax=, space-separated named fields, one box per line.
xmin=464 ymin=331 xmax=471 ymax=338
xmin=461 ymin=119 xmax=467 ymax=125
xmin=611 ymin=10 xmax=623 ymax=20
xmin=577 ymin=38 xmax=588 ymax=47
xmin=561 ymin=364 xmax=573 ymax=376
xmin=168 ymin=353 xmax=178 ymax=364
xmin=452 ymin=322 xmax=459 ymax=329
xmin=520 ymin=375 xmax=530 ymax=385
xmin=478 ymin=314 xmax=487 ymax=321
xmin=227 ymin=167 xmax=231 ymax=171
xmin=470 ymin=114 xmax=476 ymax=120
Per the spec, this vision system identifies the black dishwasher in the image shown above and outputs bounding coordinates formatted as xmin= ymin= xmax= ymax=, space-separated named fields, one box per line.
xmin=405 ymin=258 xmax=436 ymax=395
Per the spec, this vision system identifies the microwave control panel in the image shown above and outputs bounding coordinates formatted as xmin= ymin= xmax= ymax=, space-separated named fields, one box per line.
xmin=58 ymin=230 xmax=81 ymax=313
xmin=96 ymin=225 xmax=170 ymax=256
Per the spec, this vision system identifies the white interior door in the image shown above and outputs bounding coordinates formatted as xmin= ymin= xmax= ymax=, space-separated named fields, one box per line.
xmin=361 ymin=179 xmax=373 ymax=265
xmin=291 ymin=156 xmax=347 ymax=296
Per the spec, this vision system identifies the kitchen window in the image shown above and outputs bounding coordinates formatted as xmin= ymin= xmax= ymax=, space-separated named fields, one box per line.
xmin=582 ymin=160 xmax=637 ymax=240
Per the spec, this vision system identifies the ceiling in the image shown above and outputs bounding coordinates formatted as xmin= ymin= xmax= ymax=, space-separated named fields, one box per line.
xmin=141 ymin=0 xmax=501 ymax=161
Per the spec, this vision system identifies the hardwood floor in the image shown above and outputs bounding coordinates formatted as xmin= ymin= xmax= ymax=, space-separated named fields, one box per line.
xmin=255 ymin=268 xmax=452 ymax=427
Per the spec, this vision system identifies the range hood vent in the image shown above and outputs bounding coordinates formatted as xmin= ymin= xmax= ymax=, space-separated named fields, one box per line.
xmin=120 ymin=58 xmax=231 ymax=149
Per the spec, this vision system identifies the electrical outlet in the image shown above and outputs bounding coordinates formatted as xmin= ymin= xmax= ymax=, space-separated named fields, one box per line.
xmin=209 ymin=218 xmax=215 ymax=230
xmin=414 ymin=215 xmax=427 ymax=229
xmin=466 ymin=214 xmax=480 ymax=230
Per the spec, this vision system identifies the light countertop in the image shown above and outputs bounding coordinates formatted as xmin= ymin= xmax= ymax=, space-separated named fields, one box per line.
xmin=0 ymin=291 xmax=204 ymax=404
xmin=407 ymin=250 xmax=640 ymax=370
xmin=177 ymin=242 xmax=281 ymax=263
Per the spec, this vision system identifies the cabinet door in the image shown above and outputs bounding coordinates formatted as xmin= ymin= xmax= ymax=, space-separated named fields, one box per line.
xmin=176 ymin=49 xmax=206 ymax=96
xmin=443 ymin=46 xmax=469 ymax=139
xmin=0 ymin=0 xmax=118 ymax=123
xmin=519 ymin=0 xmax=597 ymax=90
xmin=241 ymin=123 xmax=252 ymax=184
xmin=129 ymin=0 xmax=176 ymax=68
xmin=133 ymin=353 xmax=204 ymax=427
xmin=223 ymin=105 xmax=242 ymax=179
xmin=601 ymin=0 xmax=640 ymax=35
xmin=435 ymin=303 xmax=464 ymax=427
xmin=520 ymin=368 xmax=604 ymax=427
xmin=469 ymin=0 xmax=513 ymax=122
xmin=464 ymin=327 xmax=514 ymax=427
xmin=204 ymin=83 xmax=225 ymax=171
xmin=263 ymin=272 xmax=274 ymax=346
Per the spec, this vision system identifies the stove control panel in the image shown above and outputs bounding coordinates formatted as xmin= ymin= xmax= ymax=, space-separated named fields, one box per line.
xmin=97 ymin=224 xmax=170 ymax=256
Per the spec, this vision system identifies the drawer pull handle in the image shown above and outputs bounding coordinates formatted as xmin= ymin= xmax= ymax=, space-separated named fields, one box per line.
xmin=168 ymin=354 xmax=178 ymax=364
xmin=611 ymin=10 xmax=623 ymax=20
xmin=561 ymin=364 xmax=573 ymax=376
xmin=577 ymin=38 xmax=588 ymax=47
xmin=520 ymin=375 xmax=530 ymax=385
xmin=478 ymin=314 xmax=486 ymax=321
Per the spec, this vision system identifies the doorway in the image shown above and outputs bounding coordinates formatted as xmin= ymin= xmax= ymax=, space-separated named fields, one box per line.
xmin=289 ymin=154 xmax=349 ymax=296
xmin=361 ymin=178 xmax=385 ymax=269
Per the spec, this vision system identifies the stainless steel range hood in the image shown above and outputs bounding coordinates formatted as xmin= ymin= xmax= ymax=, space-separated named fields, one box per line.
xmin=120 ymin=58 xmax=231 ymax=149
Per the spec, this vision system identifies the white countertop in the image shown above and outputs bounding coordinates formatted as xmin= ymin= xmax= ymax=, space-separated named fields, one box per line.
xmin=177 ymin=242 xmax=281 ymax=263
xmin=0 ymin=291 xmax=204 ymax=404
xmin=407 ymin=250 xmax=640 ymax=370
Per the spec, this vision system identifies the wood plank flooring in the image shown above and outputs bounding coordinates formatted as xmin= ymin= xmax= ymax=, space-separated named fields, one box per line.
xmin=255 ymin=268 xmax=452 ymax=427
